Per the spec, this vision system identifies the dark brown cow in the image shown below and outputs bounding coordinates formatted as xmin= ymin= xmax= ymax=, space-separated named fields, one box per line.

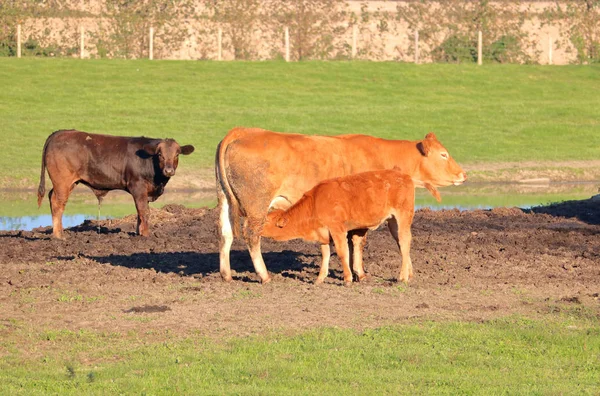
xmin=216 ymin=127 xmax=466 ymax=284
xmin=262 ymin=170 xmax=440 ymax=285
xmin=37 ymin=129 xmax=194 ymax=238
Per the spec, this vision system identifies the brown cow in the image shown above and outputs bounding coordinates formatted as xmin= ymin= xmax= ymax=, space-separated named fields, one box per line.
xmin=262 ymin=170 xmax=439 ymax=285
xmin=216 ymin=127 xmax=466 ymax=284
xmin=37 ymin=130 xmax=194 ymax=238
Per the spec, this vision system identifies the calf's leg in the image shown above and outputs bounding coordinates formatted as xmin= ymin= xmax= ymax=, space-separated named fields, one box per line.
xmin=388 ymin=213 xmax=414 ymax=283
xmin=315 ymin=242 xmax=332 ymax=284
xmin=349 ymin=230 xmax=368 ymax=281
xmin=331 ymin=230 xmax=353 ymax=286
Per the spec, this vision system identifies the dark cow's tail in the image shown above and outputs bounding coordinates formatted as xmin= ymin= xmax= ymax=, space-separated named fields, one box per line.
xmin=37 ymin=132 xmax=55 ymax=208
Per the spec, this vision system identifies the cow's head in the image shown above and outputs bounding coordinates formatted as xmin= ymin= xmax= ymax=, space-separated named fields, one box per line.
xmin=414 ymin=132 xmax=467 ymax=188
xmin=143 ymin=139 xmax=195 ymax=177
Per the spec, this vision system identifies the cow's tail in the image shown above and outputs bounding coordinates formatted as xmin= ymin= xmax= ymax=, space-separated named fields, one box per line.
xmin=215 ymin=128 xmax=246 ymax=238
xmin=37 ymin=132 xmax=54 ymax=208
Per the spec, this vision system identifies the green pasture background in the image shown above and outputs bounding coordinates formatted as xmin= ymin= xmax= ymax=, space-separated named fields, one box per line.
xmin=1 ymin=58 xmax=599 ymax=188
xmin=2 ymin=59 xmax=600 ymax=393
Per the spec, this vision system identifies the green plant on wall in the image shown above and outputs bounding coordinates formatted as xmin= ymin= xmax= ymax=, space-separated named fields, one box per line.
xmin=396 ymin=0 xmax=535 ymax=64
xmin=205 ymin=0 xmax=264 ymax=60
xmin=270 ymin=0 xmax=348 ymax=61
xmin=543 ymin=0 xmax=600 ymax=64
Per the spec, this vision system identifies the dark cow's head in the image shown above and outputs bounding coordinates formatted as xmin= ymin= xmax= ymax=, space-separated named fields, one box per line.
xmin=143 ymin=139 xmax=195 ymax=177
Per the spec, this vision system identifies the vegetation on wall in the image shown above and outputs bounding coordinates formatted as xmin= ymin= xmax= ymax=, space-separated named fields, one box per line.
xmin=0 ymin=1 xmax=599 ymax=63
xmin=542 ymin=0 xmax=600 ymax=64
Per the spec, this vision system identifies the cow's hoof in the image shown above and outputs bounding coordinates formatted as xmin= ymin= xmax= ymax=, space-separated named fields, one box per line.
xmin=396 ymin=276 xmax=409 ymax=284
xmin=354 ymin=272 xmax=370 ymax=282
xmin=221 ymin=273 xmax=233 ymax=283
xmin=343 ymin=280 xmax=353 ymax=287
xmin=315 ymin=277 xmax=325 ymax=285
xmin=52 ymin=234 xmax=65 ymax=240
xmin=260 ymin=275 xmax=272 ymax=284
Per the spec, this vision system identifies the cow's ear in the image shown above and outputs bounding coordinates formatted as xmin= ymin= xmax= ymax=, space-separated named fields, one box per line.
xmin=417 ymin=140 xmax=430 ymax=157
xmin=142 ymin=142 xmax=158 ymax=156
xmin=180 ymin=145 xmax=195 ymax=155
xmin=425 ymin=132 xmax=437 ymax=141
xmin=276 ymin=215 xmax=289 ymax=228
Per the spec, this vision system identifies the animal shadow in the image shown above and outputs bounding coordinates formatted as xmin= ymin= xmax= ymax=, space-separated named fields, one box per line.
xmin=82 ymin=249 xmax=314 ymax=283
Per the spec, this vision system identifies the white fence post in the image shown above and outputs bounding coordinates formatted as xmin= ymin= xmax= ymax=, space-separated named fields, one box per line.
xmin=17 ymin=24 xmax=21 ymax=58
xmin=477 ymin=31 xmax=482 ymax=65
xmin=414 ymin=31 xmax=419 ymax=64
xmin=548 ymin=36 xmax=553 ymax=65
xmin=217 ymin=27 xmax=222 ymax=61
xmin=352 ymin=25 xmax=357 ymax=58
xmin=149 ymin=27 xmax=154 ymax=60
xmin=80 ymin=26 xmax=84 ymax=59
xmin=285 ymin=26 xmax=290 ymax=62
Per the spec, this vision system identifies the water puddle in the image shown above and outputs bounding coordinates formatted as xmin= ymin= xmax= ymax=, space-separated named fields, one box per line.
xmin=1 ymin=181 xmax=598 ymax=231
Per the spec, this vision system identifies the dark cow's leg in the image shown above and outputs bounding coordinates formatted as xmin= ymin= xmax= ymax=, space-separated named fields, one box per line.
xmin=48 ymin=184 xmax=73 ymax=239
xmin=129 ymin=182 xmax=150 ymax=236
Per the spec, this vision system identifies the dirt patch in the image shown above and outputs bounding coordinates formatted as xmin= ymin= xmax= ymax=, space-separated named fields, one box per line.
xmin=1 ymin=199 xmax=599 ymax=340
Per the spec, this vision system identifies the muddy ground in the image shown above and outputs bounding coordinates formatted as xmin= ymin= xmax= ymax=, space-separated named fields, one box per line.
xmin=1 ymin=198 xmax=599 ymax=339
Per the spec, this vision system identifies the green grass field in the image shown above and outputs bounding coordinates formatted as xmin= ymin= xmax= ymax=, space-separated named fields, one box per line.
xmin=2 ymin=59 xmax=600 ymax=394
xmin=2 ymin=317 xmax=599 ymax=394
xmin=1 ymin=59 xmax=599 ymax=187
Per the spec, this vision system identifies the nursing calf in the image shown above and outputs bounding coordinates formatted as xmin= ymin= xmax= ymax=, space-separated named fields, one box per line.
xmin=37 ymin=130 xmax=194 ymax=238
xmin=262 ymin=170 xmax=440 ymax=285
xmin=216 ymin=128 xmax=466 ymax=284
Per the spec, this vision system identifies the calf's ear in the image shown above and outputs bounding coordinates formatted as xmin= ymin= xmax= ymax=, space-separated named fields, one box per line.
xmin=180 ymin=145 xmax=195 ymax=155
xmin=276 ymin=215 xmax=289 ymax=228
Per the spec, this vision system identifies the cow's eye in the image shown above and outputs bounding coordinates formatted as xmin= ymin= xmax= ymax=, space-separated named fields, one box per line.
xmin=441 ymin=152 xmax=449 ymax=160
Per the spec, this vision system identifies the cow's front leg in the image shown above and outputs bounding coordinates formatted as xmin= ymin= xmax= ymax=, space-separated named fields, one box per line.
xmin=129 ymin=181 xmax=150 ymax=237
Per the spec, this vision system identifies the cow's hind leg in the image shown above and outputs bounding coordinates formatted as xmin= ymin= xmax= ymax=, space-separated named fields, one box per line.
xmin=48 ymin=184 xmax=74 ymax=239
xmin=243 ymin=219 xmax=271 ymax=284
xmin=218 ymin=189 xmax=234 ymax=282
xmin=388 ymin=213 xmax=414 ymax=283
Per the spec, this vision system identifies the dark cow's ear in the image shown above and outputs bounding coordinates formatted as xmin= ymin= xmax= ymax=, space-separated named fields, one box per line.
xmin=180 ymin=145 xmax=195 ymax=155
xmin=142 ymin=142 xmax=158 ymax=156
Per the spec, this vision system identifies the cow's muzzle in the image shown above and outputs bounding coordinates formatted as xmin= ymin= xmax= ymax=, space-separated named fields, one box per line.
xmin=163 ymin=168 xmax=176 ymax=177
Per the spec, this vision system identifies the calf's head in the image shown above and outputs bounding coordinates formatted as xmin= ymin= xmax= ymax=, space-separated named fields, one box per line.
xmin=143 ymin=139 xmax=195 ymax=177
xmin=414 ymin=133 xmax=467 ymax=188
